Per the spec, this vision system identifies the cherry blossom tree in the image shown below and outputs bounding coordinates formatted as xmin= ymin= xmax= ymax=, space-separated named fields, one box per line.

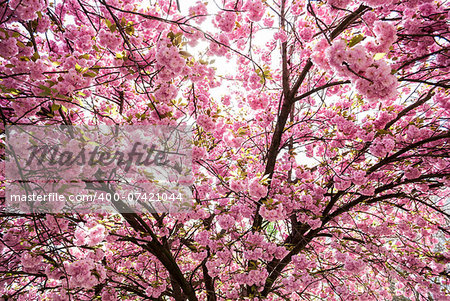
xmin=1 ymin=0 xmax=449 ymax=300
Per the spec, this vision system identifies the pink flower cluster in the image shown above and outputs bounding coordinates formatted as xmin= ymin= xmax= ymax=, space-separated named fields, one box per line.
xmin=334 ymin=177 xmax=351 ymax=190
xmin=334 ymin=252 xmax=366 ymax=274
xmin=189 ymin=1 xmax=208 ymax=24
xmin=273 ymin=30 xmax=288 ymax=43
xmin=9 ymin=0 xmax=46 ymax=21
xmin=217 ymin=215 xmax=235 ymax=230
xmin=357 ymin=75 xmax=396 ymax=101
xmin=248 ymin=73 xmax=262 ymax=90
xmin=326 ymin=40 xmax=397 ymax=101
xmin=216 ymin=11 xmax=236 ymax=32
xmin=299 ymin=26 xmax=313 ymax=42
xmin=36 ymin=15 xmax=51 ymax=33
xmin=64 ymin=25 xmax=96 ymax=52
xmin=243 ymin=0 xmax=265 ymax=22
xmin=263 ymin=17 xmax=274 ymax=27
xmin=332 ymin=115 xmax=358 ymax=136
xmin=101 ymin=290 xmax=117 ymax=301
xmin=21 ymin=253 xmax=44 ymax=273
xmin=209 ymin=33 xmax=230 ymax=56
xmin=154 ymin=82 xmax=177 ymax=102
xmin=223 ymin=131 xmax=244 ymax=148
xmin=282 ymin=276 xmax=300 ymax=292
xmin=64 ymin=258 xmax=106 ymax=289
xmin=248 ymin=178 xmax=268 ymax=199
xmin=145 ymin=283 xmax=167 ymax=298
xmin=328 ymin=41 xmax=370 ymax=75
xmin=205 ymin=259 xmax=223 ymax=277
xmin=328 ymin=0 xmax=351 ymax=9
xmin=260 ymin=203 xmax=286 ymax=221
xmin=156 ymin=41 xmax=186 ymax=80
xmin=373 ymin=111 xmax=395 ymax=129
xmin=311 ymin=38 xmax=331 ymax=70
xmin=30 ymin=59 xmax=48 ymax=81
xmin=234 ymin=268 xmax=268 ymax=286
xmin=351 ymin=170 xmax=368 ymax=186
xmin=197 ymin=114 xmax=215 ymax=132
xmin=248 ymin=94 xmax=268 ymax=110
xmin=369 ymin=135 xmax=395 ymax=157
xmin=192 ymin=146 xmax=207 ymax=160
xmin=74 ymin=224 xmax=106 ymax=247
xmin=362 ymin=0 xmax=393 ymax=7
xmin=434 ymin=92 xmax=450 ymax=111
xmin=54 ymin=67 xmax=91 ymax=95
xmin=0 ymin=38 xmax=19 ymax=58
xmin=404 ymin=167 xmax=420 ymax=179
xmin=98 ymin=29 xmax=122 ymax=50
xmin=367 ymin=21 xmax=397 ymax=53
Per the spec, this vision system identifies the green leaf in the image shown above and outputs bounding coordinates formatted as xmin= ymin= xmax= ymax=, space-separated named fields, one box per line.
xmin=75 ymin=63 xmax=83 ymax=72
xmin=83 ymin=71 xmax=97 ymax=77
xmin=104 ymin=19 xmax=112 ymax=28
xmin=16 ymin=41 xmax=26 ymax=48
xmin=120 ymin=17 xmax=127 ymax=27
xmin=125 ymin=23 xmax=134 ymax=36
xmin=179 ymin=51 xmax=192 ymax=58
xmin=79 ymin=53 xmax=90 ymax=59
xmin=51 ymin=104 xmax=61 ymax=111
xmin=115 ymin=52 xmax=126 ymax=59
xmin=348 ymin=34 xmax=364 ymax=48
xmin=38 ymin=84 xmax=52 ymax=94
xmin=31 ymin=52 xmax=40 ymax=62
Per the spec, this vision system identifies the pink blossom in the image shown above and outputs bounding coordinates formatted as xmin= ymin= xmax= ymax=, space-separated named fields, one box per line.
xmin=216 ymin=11 xmax=236 ymax=32
xmin=98 ymin=29 xmax=121 ymax=50
xmin=197 ymin=114 xmax=216 ymax=132
xmin=189 ymin=1 xmax=208 ymax=24
xmin=404 ymin=167 xmax=421 ymax=179
xmin=328 ymin=0 xmax=351 ymax=8
xmin=274 ymin=30 xmax=288 ymax=43
xmin=230 ymin=180 xmax=246 ymax=192
xmin=367 ymin=21 xmax=397 ymax=53
xmin=259 ymin=204 xmax=286 ymax=221
xmin=101 ymin=290 xmax=117 ymax=301
xmin=64 ymin=258 xmax=100 ymax=289
xmin=217 ymin=215 xmax=235 ymax=230
xmin=351 ymin=170 xmax=367 ymax=185
xmin=192 ymin=146 xmax=207 ymax=160
xmin=263 ymin=17 xmax=274 ymax=27
xmin=87 ymin=224 xmax=106 ymax=246
xmin=21 ymin=253 xmax=43 ymax=271
xmin=0 ymin=38 xmax=19 ymax=58
xmin=248 ymin=178 xmax=268 ymax=199
xmin=362 ymin=0 xmax=393 ymax=7
xmin=244 ymin=0 xmax=265 ymax=22
xmin=334 ymin=178 xmax=351 ymax=190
